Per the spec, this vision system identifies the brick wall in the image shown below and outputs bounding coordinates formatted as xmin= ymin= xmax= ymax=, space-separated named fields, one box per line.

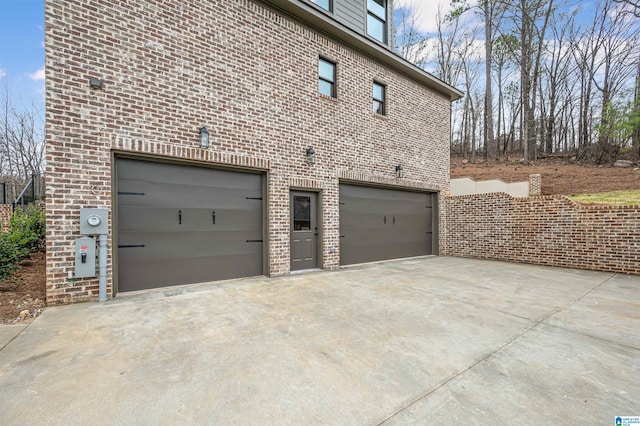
xmin=0 ymin=204 xmax=11 ymax=233
xmin=442 ymin=193 xmax=640 ymax=275
xmin=45 ymin=0 xmax=452 ymax=303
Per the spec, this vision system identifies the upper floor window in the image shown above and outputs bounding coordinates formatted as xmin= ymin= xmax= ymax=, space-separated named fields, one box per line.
xmin=373 ymin=82 xmax=386 ymax=115
xmin=318 ymin=57 xmax=336 ymax=98
xmin=310 ymin=0 xmax=332 ymax=12
xmin=367 ymin=0 xmax=387 ymax=44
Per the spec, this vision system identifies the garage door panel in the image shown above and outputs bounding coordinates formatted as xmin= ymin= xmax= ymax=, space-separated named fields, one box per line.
xmin=118 ymin=179 xmax=262 ymax=210
xmin=341 ymin=227 xmax=394 ymax=246
xmin=119 ymin=160 xmax=260 ymax=188
xmin=119 ymin=253 xmax=263 ymax=292
xmin=338 ymin=241 xmax=399 ymax=265
xmin=395 ymin=213 xmax=429 ymax=231
xmin=340 ymin=212 xmax=390 ymax=230
xmin=394 ymin=201 xmax=430 ymax=215
xmin=393 ymin=226 xmax=429 ymax=244
xmin=118 ymin=231 xmax=262 ymax=262
xmin=118 ymin=206 xmax=261 ymax=232
xmin=386 ymin=241 xmax=430 ymax=259
xmin=340 ymin=200 xmax=391 ymax=215
xmin=340 ymin=184 xmax=433 ymax=266
xmin=339 ymin=186 xmax=396 ymax=213
xmin=339 ymin=212 xmax=388 ymax=229
xmin=117 ymin=158 xmax=263 ymax=292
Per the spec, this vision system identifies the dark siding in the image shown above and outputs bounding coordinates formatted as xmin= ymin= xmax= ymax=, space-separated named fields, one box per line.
xmin=387 ymin=0 xmax=394 ymax=45
xmin=297 ymin=0 xmax=395 ymax=45
xmin=335 ymin=0 xmax=365 ymax=34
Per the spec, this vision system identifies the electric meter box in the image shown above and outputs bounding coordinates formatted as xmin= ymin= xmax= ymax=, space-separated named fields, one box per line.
xmin=75 ymin=237 xmax=96 ymax=278
xmin=80 ymin=208 xmax=108 ymax=235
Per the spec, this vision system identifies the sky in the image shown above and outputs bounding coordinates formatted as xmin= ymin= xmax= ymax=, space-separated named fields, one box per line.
xmin=394 ymin=0 xmax=455 ymax=33
xmin=393 ymin=0 xmax=608 ymax=38
xmin=0 ymin=0 xmax=45 ymax=113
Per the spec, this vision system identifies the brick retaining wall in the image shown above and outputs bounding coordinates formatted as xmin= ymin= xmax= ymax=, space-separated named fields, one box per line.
xmin=442 ymin=193 xmax=640 ymax=275
xmin=0 ymin=204 xmax=12 ymax=233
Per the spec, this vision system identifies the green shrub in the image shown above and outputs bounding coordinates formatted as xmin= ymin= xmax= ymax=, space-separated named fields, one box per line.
xmin=0 ymin=206 xmax=46 ymax=280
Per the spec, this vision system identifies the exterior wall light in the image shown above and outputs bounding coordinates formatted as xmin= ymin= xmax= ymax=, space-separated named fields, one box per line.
xmin=395 ymin=164 xmax=404 ymax=178
xmin=306 ymin=147 xmax=316 ymax=165
xmin=89 ymin=77 xmax=104 ymax=90
xmin=199 ymin=127 xmax=210 ymax=149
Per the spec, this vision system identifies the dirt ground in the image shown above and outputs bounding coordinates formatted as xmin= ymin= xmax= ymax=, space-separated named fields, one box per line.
xmin=451 ymin=158 xmax=640 ymax=195
xmin=0 ymin=250 xmax=46 ymax=324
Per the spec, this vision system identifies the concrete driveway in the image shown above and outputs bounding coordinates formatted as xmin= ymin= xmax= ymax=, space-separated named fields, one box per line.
xmin=0 ymin=257 xmax=638 ymax=425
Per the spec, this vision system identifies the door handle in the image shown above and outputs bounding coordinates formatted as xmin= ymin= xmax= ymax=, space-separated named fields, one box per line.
xmin=393 ymin=216 xmax=396 ymax=225
xmin=178 ymin=210 xmax=182 ymax=225
xmin=212 ymin=211 xmax=216 ymax=225
xmin=384 ymin=215 xmax=387 ymax=224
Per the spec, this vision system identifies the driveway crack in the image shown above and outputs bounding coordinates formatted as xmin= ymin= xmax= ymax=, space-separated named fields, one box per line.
xmin=0 ymin=322 xmax=32 ymax=353
xmin=376 ymin=272 xmax=618 ymax=425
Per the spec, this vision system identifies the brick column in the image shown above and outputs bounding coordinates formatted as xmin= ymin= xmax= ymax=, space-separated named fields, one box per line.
xmin=0 ymin=204 xmax=12 ymax=233
xmin=529 ymin=174 xmax=542 ymax=196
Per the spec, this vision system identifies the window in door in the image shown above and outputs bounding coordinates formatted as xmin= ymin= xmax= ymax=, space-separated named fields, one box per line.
xmin=293 ymin=196 xmax=311 ymax=231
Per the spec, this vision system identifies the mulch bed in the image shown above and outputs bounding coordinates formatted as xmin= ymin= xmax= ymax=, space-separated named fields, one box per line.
xmin=0 ymin=250 xmax=47 ymax=324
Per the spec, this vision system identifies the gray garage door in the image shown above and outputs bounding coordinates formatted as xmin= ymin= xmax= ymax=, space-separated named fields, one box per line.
xmin=339 ymin=184 xmax=433 ymax=265
xmin=116 ymin=158 xmax=263 ymax=292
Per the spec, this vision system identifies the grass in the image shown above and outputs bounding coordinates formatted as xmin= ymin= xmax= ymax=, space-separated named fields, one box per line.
xmin=568 ymin=190 xmax=640 ymax=206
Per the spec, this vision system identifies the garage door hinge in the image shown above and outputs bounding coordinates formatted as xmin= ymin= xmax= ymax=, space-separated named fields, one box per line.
xmin=246 ymin=239 xmax=263 ymax=243
xmin=118 ymin=245 xmax=146 ymax=248
xmin=340 ymin=235 xmax=346 ymax=238
xmin=246 ymin=197 xmax=262 ymax=200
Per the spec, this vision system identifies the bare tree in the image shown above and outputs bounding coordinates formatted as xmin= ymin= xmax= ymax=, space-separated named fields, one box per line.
xmin=613 ymin=0 xmax=640 ymax=17
xmin=593 ymin=0 xmax=640 ymax=163
xmin=493 ymin=34 xmax=519 ymax=153
xmin=394 ymin=4 xmax=479 ymax=158
xmin=432 ymin=6 xmax=468 ymax=87
xmin=0 ymin=80 xmax=45 ymax=202
xmin=392 ymin=1 xmax=431 ymax=68
xmin=450 ymin=0 xmax=506 ymax=161
xmin=504 ymin=81 xmax=522 ymax=152
xmin=539 ymin=9 xmax=575 ymax=154
xmin=459 ymin=55 xmax=483 ymax=161
xmin=634 ymin=59 xmax=640 ymax=160
xmin=514 ymin=0 xmax=555 ymax=162
xmin=394 ymin=0 xmax=640 ymax=165
xmin=432 ymin=7 xmax=472 ymax=158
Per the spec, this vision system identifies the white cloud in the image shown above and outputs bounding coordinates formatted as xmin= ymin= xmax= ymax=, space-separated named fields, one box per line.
xmin=28 ymin=68 xmax=45 ymax=81
xmin=394 ymin=0 xmax=455 ymax=34
xmin=0 ymin=69 xmax=6 ymax=79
